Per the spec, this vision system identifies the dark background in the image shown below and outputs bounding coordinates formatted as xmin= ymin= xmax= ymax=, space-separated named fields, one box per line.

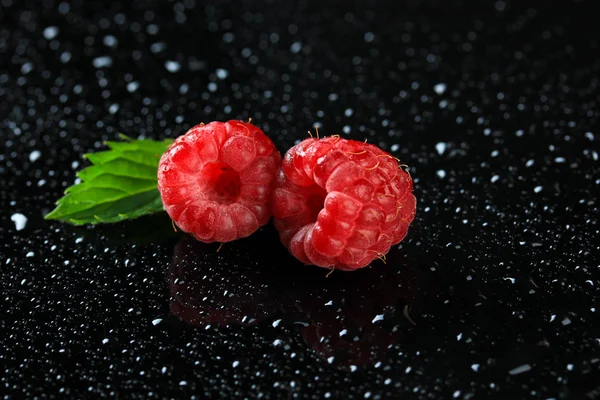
xmin=1 ymin=0 xmax=599 ymax=398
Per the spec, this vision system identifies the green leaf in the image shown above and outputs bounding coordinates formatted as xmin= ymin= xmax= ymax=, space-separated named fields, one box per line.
xmin=45 ymin=136 xmax=173 ymax=225
xmin=84 ymin=149 xmax=162 ymax=168
xmin=77 ymin=159 xmax=158 ymax=181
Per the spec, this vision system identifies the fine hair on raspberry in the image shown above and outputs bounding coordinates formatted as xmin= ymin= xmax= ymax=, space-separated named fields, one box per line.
xmin=158 ymin=120 xmax=281 ymax=243
xmin=272 ymin=136 xmax=416 ymax=271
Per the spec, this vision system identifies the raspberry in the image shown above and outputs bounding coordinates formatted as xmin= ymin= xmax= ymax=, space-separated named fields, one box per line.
xmin=158 ymin=120 xmax=281 ymax=243
xmin=272 ymin=136 xmax=416 ymax=270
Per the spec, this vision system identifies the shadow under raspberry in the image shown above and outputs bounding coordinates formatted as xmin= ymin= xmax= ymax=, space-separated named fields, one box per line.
xmin=167 ymin=230 xmax=421 ymax=369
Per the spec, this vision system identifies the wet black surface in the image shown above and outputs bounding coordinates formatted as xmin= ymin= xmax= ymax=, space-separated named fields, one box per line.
xmin=1 ymin=0 xmax=599 ymax=398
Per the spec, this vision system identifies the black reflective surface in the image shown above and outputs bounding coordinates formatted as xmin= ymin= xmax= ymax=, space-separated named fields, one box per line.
xmin=1 ymin=0 xmax=599 ymax=398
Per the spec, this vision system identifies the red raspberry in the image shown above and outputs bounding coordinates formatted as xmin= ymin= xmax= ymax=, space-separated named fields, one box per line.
xmin=158 ymin=120 xmax=281 ymax=243
xmin=272 ymin=136 xmax=416 ymax=271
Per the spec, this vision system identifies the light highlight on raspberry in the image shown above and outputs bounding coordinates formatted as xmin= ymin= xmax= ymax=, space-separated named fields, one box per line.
xmin=272 ymin=136 xmax=416 ymax=271
xmin=158 ymin=121 xmax=281 ymax=243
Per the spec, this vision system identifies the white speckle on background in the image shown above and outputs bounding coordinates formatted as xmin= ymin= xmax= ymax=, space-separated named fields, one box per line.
xmin=103 ymin=35 xmax=118 ymax=48
xmin=436 ymin=142 xmax=447 ymax=155
xmin=434 ymin=83 xmax=447 ymax=95
xmin=60 ymin=51 xmax=72 ymax=63
xmin=102 ymin=338 xmax=109 ymax=345
xmin=290 ymin=42 xmax=302 ymax=53
xmin=150 ymin=42 xmax=166 ymax=53
xmin=30 ymin=150 xmax=41 ymax=163
xmin=372 ymin=314 xmax=384 ymax=323
xmin=43 ymin=26 xmax=59 ymax=40
xmin=216 ymin=68 xmax=229 ymax=79
xmin=151 ymin=318 xmax=162 ymax=326
xmin=272 ymin=319 xmax=282 ymax=328
xmin=508 ymin=364 xmax=532 ymax=375
xmin=26 ymin=251 xmax=34 ymax=257
xmin=491 ymin=175 xmax=500 ymax=183
xmin=21 ymin=63 xmax=33 ymax=74
xmin=534 ymin=186 xmax=543 ymax=193
xmin=437 ymin=170 xmax=447 ymax=179
xmin=11 ymin=213 xmax=27 ymax=231
xmin=232 ymin=361 xmax=239 ymax=368
xmin=93 ymin=56 xmax=113 ymax=68
xmin=127 ymin=81 xmax=139 ymax=92
xmin=585 ymin=132 xmax=594 ymax=141
xmin=165 ymin=61 xmax=181 ymax=73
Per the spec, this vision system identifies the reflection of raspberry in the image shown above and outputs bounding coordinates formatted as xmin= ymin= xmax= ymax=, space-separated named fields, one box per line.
xmin=272 ymin=137 xmax=416 ymax=270
xmin=168 ymin=236 xmax=278 ymax=327
xmin=158 ymin=121 xmax=281 ymax=243
xmin=282 ymin=254 xmax=419 ymax=368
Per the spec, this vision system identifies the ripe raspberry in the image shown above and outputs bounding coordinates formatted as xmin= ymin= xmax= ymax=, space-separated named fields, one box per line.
xmin=158 ymin=120 xmax=281 ymax=243
xmin=272 ymin=136 xmax=416 ymax=271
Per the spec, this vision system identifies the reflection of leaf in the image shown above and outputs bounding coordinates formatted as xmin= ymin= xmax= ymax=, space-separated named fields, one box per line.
xmin=45 ymin=137 xmax=172 ymax=225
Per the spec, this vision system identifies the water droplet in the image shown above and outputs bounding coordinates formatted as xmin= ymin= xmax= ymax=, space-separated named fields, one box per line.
xmin=43 ymin=26 xmax=59 ymax=40
xmin=216 ymin=68 xmax=229 ymax=80
xmin=11 ymin=213 xmax=27 ymax=231
xmin=435 ymin=142 xmax=447 ymax=155
xmin=508 ymin=364 xmax=532 ymax=375
xmin=434 ymin=83 xmax=447 ymax=95
xmin=290 ymin=42 xmax=302 ymax=53
xmin=93 ymin=56 xmax=113 ymax=68
xmin=165 ymin=61 xmax=181 ymax=73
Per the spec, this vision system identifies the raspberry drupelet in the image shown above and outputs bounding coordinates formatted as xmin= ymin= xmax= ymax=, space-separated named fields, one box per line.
xmin=272 ymin=136 xmax=416 ymax=271
xmin=158 ymin=121 xmax=281 ymax=243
